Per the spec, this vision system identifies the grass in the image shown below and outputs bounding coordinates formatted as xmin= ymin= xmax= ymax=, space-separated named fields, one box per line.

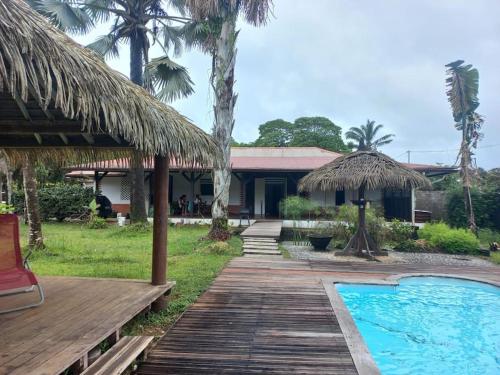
xmin=20 ymin=222 xmax=242 ymax=334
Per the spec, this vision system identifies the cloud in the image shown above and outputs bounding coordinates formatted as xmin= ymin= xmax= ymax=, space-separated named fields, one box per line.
xmin=74 ymin=0 xmax=500 ymax=169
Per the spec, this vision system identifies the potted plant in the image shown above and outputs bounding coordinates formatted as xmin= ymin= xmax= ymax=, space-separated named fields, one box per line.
xmin=308 ymin=220 xmax=334 ymax=251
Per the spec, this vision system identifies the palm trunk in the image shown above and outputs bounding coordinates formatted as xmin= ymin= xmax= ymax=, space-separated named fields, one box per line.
xmin=22 ymin=155 xmax=43 ymax=249
xmin=460 ymin=127 xmax=477 ymax=234
xmin=129 ymin=32 xmax=148 ymax=223
xmin=209 ymin=13 xmax=237 ymax=239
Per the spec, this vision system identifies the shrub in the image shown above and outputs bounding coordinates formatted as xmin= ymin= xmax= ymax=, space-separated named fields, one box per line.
xmin=418 ymin=222 xmax=480 ymax=254
xmin=446 ymin=187 xmax=500 ymax=230
xmin=86 ymin=199 xmax=107 ymax=229
xmin=389 ymin=219 xmax=415 ymax=243
xmin=395 ymin=239 xmax=431 ymax=252
xmin=478 ymin=228 xmax=500 ymax=246
xmin=12 ymin=183 xmax=94 ymax=221
xmin=280 ymin=196 xmax=319 ymax=220
xmin=335 ymin=205 xmax=389 ymax=248
xmin=0 ymin=203 xmax=14 ymax=214
xmin=200 ymin=241 xmax=234 ymax=255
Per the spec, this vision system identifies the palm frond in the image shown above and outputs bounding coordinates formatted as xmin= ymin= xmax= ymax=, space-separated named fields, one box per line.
xmin=445 ymin=60 xmax=479 ymax=122
xmin=86 ymin=34 xmax=120 ymax=59
xmin=0 ymin=0 xmax=217 ymax=167
xmin=144 ymin=56 xmax=195 ymax=102
xmin=31 ymin=0 xmax=94 ymax=34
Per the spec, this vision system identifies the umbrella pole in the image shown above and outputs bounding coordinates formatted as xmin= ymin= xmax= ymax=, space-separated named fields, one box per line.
xmin=340 ymin=183 xmax=380 ymax=258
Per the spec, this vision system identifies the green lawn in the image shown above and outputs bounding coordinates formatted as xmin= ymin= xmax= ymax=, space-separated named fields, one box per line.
xmin=20 ymin=223 xmax=242 ymax=334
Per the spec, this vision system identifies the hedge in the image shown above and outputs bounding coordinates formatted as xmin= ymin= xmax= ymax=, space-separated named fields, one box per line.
xmin=447 ymin=187 xmax=500 ymax=230
xmin=418 ymin=222 xmax=480 ymax=254
xmin=12 ymin=183 xmax=94 ymax=221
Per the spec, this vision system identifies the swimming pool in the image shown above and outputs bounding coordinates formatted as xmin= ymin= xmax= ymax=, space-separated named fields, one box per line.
xmin=336 ymin=277 xmax=500 ymax=375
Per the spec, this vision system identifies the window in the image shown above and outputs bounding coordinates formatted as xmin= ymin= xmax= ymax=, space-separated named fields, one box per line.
xmin=200 ymin=179 xmax=213 ymax=196
xmin=335 ymin=189 xmax=345 ymax=206
xmin=120 ymin=176 xmax=130 ymax=200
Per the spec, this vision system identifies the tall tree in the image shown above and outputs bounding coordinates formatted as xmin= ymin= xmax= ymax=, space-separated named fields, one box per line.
xmin=252 ymin=117 xmax=350 ymax=152
xmin=22 ymin=156 xmax=44 ymax=249
xmin=445 ymin=60 xmax=483 ymax=234
xmin=290 ymin=117 xmax=350 ymax=152
xmin=345 ymin=120 xmax=394 ymax=151
xmin=184 ymin=0 xmax=272 ymax=238
xmin=253 ymin=119 xmax=294 ymax=147
xmin=31 ymin=0 xmax=194 ymax=223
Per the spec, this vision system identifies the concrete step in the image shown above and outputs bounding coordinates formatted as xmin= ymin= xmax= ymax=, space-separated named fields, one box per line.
xmin=243 ymin=249 xmax=281 ymax=255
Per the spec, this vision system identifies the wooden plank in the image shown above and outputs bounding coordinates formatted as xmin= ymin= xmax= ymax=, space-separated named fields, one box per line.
xmin=0 ymin=277 xmax=173 ymax=375
xmin=82 ymin=336 xmax=154 ymax=375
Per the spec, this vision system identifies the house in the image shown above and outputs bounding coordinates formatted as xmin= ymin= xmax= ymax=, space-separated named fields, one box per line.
xmin=67 ymin=147 xmax=457 ymax=221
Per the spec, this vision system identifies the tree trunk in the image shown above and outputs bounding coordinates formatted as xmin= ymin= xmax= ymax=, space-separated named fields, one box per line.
xmin=129 ymin=32 xmax=148 ymax=223
xmin=460 ymin=137 xmax=477 ymax=234
xmin=209 ymin=13 xmax=237 ymax=239
xmin=22 ymin=155 xmax=43 ymax=249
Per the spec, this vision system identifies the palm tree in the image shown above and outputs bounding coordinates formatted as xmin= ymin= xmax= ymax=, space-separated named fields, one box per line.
xmin=22 ymin=156 xmax=44 ymax=249
xmin=30 ymin=0 xmax=194 ymax=223
xmin=445 ymin=60 xmax=483 ymax=234
xmin=345 ymin=120 xmax=394 ymax=151
xmin=183 ymin=0 xmax=272 ymax=238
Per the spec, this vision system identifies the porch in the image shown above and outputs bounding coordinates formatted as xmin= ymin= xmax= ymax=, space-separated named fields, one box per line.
xmin=0 ymin=276 xmax=173 ymax=375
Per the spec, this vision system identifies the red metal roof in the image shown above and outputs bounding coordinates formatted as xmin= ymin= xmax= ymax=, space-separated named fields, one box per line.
xmin=67 ymin=147 xmax=456 ymax=175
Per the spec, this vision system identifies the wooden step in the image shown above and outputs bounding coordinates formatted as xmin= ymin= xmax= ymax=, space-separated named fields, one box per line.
xmin=82 ymin=336 xmax=154 ymax=375
xmin=242 ymin=238 xmax=277 ymax=242
xmin=243 ymin=245 xmax=279 ymax=251
xmin=244 ymin=249 xmax=281 ymax=255
xmin=243 ymin=240 xmax=277 ymax=245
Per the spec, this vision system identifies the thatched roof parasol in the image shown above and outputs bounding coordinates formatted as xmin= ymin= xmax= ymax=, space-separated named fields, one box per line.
xmin=299 ymin=151 xmax=431 ymax=258
xmin=299 ymin=151 xmax=431 ymax=192
xmin=0 ymin=0 xmax=217 ymax=166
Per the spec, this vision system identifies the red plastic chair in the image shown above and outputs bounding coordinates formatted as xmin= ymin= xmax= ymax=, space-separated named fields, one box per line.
xmin=0 ymin=214 xmax=44 ymax=314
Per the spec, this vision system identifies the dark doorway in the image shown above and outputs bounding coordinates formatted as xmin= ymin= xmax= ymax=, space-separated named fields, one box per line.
xmin=265 ymin=180 xmax=285 ymax=218
xmin=384 ymin=188 xmax=411 ymax=221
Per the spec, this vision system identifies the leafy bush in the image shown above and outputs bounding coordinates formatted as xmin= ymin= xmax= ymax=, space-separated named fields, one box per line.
xmin=395 ymin=239 xmax=431 ymax=252
xmin=447 ymin=187 xmax=500 ymax=230
xmin=418 ymin=222 xmax=480 ymax=254
xmin=200 ymin=241 xmax=238 ymax=255
xmin=0 ymin=203 xmax=14 ymax=214
xmin=478 ymin=228 xmax=500 ymax=246
xmin=12 ymin=183 xmax=94 ymax=221
xmin=335 ymin=205 xmax=389 ymax=248
xmin=389 ymin=219 xmax=415 ymax=247
xmin=86 ymin=199 xmax=107 ymax=229
xmin=280 ymin=196 xmax=319 ymax=219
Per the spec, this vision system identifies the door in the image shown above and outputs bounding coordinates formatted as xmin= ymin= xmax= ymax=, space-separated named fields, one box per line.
xmin=384 ymin=188 xmax=411 ymax=221
xmin=265 ymin=179 xmax=285 ymax=218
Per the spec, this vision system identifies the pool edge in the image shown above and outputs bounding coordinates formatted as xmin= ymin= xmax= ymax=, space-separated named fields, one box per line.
xmin=322 ymin=280 xmax=381 ymax=375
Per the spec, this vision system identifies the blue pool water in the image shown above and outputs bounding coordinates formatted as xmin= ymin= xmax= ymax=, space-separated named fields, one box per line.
xmin=336 ymin=277 xmax=500 ymax=375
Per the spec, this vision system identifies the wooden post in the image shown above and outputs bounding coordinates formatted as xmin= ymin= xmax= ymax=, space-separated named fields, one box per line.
xmin=151 ymin=155 xmax=169 ymax=312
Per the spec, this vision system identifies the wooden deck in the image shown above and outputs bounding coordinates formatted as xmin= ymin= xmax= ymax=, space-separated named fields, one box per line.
xmin=138 ymin=256 xmax=500 ymax=374
xmin=0 ymin=276 xmax=173 ymax=375
xmin=240 ymin=221 xmax=283 ymax=240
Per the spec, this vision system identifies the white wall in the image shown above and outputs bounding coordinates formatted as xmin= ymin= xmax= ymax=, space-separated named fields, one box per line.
xmin=99 ymin=176 xmax=128 ymax=204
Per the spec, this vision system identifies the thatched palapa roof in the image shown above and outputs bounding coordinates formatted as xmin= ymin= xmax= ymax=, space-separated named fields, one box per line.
xmin=299 ymin=151 xmax=431 ymax=192
xmin=0 ymin=0 xmax=217 ymax=166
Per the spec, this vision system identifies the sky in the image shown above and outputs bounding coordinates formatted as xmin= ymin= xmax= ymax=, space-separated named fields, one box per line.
xmin=74 ymin=0 xmax=500 ymax=169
